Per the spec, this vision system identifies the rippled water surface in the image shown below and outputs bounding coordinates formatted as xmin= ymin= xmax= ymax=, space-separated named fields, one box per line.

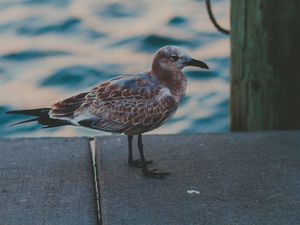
xmin=0 ymin=0 xmax=230 ymax=137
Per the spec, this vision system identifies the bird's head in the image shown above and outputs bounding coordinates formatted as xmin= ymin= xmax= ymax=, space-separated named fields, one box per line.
xmin=152 ymin=46 xmax=209 ymax=72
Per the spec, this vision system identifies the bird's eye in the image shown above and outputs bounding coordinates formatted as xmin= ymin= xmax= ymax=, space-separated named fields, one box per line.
xmin=169 ymin=55 xmax=179 ymax=62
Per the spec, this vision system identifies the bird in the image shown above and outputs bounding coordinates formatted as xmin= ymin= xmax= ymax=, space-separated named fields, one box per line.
xmin=7 ymin=46 xmax=209 ymax=179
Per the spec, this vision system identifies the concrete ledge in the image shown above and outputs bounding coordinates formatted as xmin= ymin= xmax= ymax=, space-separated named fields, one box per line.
xmin=1 ymin=132 xmax=299 ymax=225
xmin=96 ymin=131 xmax=300 ymax=225
xmin=0 ymin=137 xmax=98 ymax=225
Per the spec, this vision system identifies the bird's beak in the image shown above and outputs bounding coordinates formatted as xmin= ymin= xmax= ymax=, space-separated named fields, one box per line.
xmin=187 ymin=58 xmax=209 ymax=70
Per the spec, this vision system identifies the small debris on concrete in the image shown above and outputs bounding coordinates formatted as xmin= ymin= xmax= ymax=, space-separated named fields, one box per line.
xmin=186 ymin=190 xmax=200 ymax=195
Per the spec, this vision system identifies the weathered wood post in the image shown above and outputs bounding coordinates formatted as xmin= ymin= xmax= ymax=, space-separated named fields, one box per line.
xmin=230 ymin=0 xmax=300 ymax=131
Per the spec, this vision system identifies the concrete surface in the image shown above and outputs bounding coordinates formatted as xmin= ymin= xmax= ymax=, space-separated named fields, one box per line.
xmin=0 ymin=137 xmax=98 ymax=225
xmin=96 ymin=131 xmax=300 ymax=225
xmin=1 ymin=132 xmax=299 ymax=225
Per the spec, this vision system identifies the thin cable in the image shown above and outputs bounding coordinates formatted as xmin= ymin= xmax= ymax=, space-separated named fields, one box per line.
xmin=205 ymin=0 xmax=230 ymax=35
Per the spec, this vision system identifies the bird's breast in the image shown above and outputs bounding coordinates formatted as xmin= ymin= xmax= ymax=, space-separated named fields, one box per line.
xmin=168 ymin=78 xmax=187 ymax=103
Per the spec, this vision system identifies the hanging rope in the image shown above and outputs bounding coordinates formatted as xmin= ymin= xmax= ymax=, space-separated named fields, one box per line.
xmin=205 ymin=0 xmax=230 ymax=35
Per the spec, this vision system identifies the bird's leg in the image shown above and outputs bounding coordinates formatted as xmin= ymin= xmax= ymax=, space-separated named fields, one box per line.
xmin=127 ymin=135 xmax=152 ymax=168
xmin=127 ymin=135 xmax=134 ymax=164
xmin=137 ymin=134 xmax=169 ymax=179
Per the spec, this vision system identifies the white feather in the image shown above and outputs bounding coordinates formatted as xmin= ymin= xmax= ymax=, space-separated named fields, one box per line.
xmin=157 ymin=87 xmax=171 ymax=100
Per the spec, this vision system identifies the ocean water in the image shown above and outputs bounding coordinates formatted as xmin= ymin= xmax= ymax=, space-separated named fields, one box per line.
xmin=0 ymin=0 xmax=230 ymax=137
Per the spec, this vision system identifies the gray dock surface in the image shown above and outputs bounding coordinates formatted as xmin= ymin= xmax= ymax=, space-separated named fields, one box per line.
xmin=95 ymin=132 xmax=300 ymax=225
xmin=0 ymin=137 xmax=98 ymax=225
xmin=1 ymin=131 xmax=300 ymax=225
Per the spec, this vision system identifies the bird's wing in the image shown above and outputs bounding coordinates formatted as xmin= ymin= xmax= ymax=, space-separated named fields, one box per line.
xmin=49 ymin=92 xmax=89 ymax=120
xmin=50 ymin=75 xmax=177 ymax=133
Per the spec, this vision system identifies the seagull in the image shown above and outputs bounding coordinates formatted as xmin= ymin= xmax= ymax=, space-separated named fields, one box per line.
xmin=7 ymin=46 xmax=209 ymax=179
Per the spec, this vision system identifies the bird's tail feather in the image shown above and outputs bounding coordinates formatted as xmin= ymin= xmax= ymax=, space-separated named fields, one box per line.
xmin=9 ymin=118 xmax=39 ymax=127
xmin=7 ymin=108 xmax=70 ymax=128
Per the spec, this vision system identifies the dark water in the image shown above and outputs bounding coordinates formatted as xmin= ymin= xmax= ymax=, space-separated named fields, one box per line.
xmin=0 ymin=0 xmax=230 ymax=137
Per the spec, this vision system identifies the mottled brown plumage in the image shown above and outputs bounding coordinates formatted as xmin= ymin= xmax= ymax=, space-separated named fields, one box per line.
xmin=50 ymin=72 xmax=178 ymax=135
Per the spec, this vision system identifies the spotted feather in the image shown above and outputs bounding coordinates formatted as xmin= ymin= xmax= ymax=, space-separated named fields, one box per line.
xmin=49 ymin=72 xmax=178 ymax=134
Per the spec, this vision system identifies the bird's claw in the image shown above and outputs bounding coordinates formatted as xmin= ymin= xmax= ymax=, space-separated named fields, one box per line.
xmin=128 ymin=159 xmax=153 ymax=168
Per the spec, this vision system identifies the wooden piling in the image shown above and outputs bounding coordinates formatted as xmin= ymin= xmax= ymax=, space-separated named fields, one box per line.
xmin=230 ymin=0 xmax=300 ymax=131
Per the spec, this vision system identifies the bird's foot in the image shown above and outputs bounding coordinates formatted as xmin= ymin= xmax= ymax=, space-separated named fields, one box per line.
xmin=143 ymin=169 xmax=169 ymax=179
xmin=128 ymin=159 xmax=153 ymax=168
